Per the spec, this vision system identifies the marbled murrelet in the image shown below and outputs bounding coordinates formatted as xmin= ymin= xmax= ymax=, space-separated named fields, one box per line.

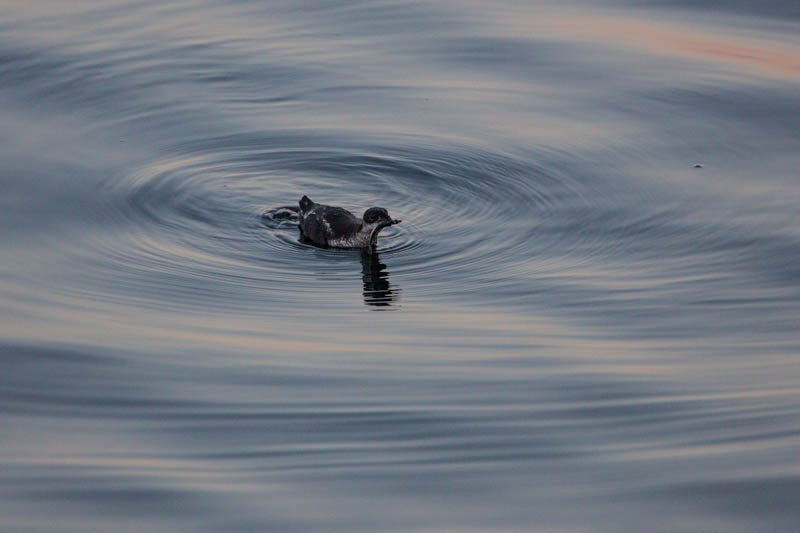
xmin=298 ymin=196 xmax=401 ymax=248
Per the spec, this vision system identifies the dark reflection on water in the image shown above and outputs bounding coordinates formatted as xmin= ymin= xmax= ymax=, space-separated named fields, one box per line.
xmin=361 ymin=250 xmax=399 ymax=308
xmin=2 ymin=0 xmax=800 ymax=531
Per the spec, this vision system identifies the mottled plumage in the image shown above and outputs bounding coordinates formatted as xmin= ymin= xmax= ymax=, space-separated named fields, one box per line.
xmin=298 ymin=195 xmax=400 ymax=248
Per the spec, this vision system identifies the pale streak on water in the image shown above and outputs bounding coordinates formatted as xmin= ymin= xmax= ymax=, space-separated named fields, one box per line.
xmin=1 ymin=0 xmax=799 ymax=531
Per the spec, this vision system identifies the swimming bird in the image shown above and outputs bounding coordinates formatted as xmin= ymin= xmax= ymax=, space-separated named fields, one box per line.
xmin=298 ymin=195 xmax=400 ymax=248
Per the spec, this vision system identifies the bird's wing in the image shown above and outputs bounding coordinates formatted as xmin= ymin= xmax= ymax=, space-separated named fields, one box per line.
xmin=321 ymin=207 xmax=362 ymax=236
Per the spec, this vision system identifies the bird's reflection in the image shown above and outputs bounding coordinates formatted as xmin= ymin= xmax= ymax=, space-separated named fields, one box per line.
xmin=296 ymin=228 xmax=401 ymax=308
xmin=361 ymin=250 xmax=400 ymax=308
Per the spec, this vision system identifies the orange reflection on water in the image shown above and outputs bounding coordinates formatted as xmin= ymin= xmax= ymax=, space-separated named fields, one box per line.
xmin=493 ymin=6 xmax=800 ymax=79
xmin=569 ymin=14 xmax=800 ymax=78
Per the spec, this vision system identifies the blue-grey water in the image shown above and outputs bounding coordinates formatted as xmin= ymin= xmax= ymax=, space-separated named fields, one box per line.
xmin=2 ymin=1 xmax=799 ymax=531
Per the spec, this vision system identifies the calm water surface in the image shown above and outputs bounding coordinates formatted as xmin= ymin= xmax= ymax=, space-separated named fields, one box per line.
xmin=2 ymin=1 xmax=799 ymax=531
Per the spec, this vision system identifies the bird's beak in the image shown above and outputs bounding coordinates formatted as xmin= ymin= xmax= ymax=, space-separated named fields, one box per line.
xmin=376 ymin=219 xmax=401 ymax=230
